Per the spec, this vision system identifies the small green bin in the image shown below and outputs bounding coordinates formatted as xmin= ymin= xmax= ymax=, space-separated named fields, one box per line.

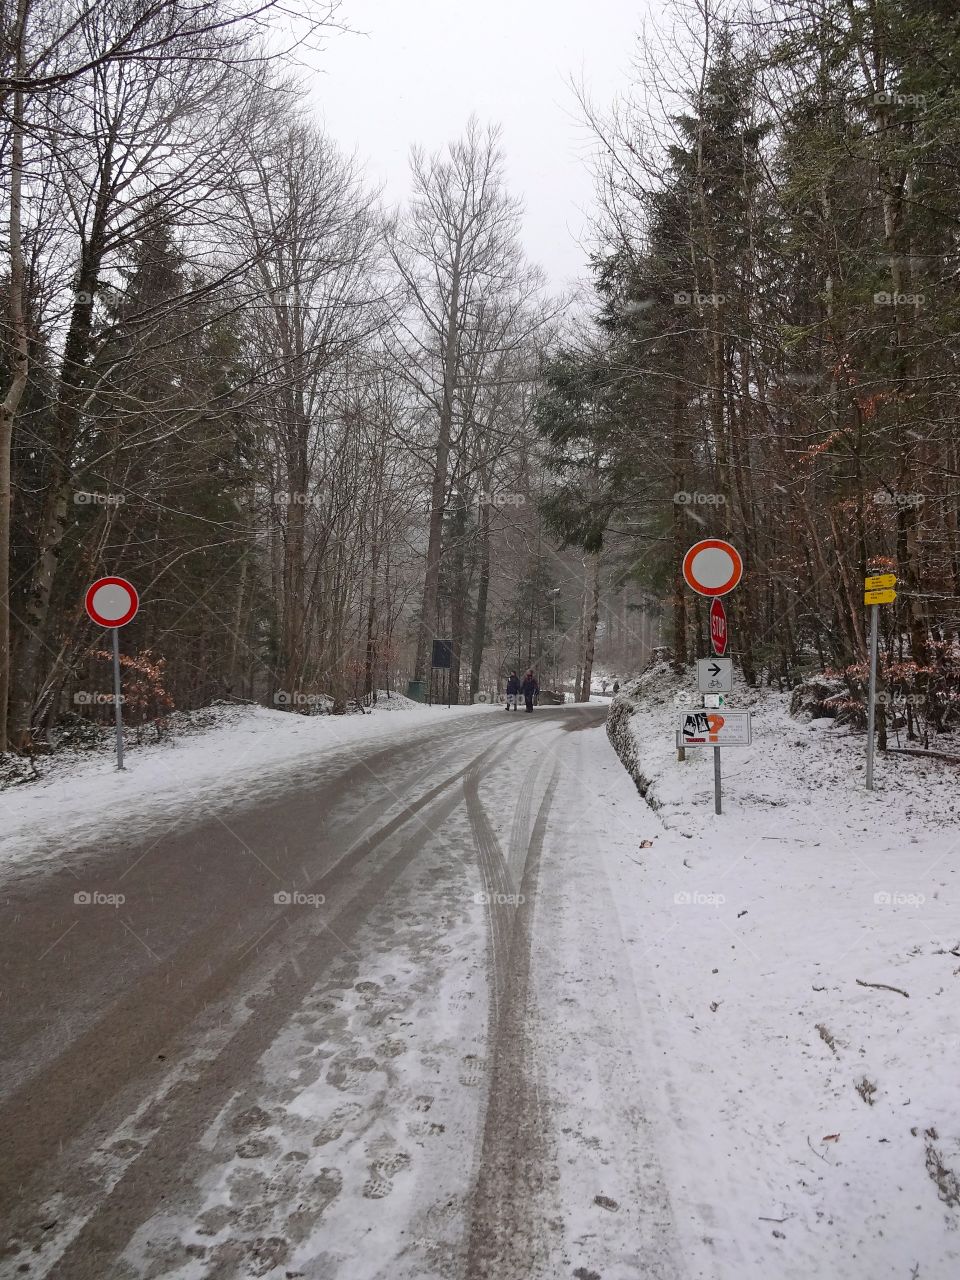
xmin=406 ymin=679 xmax=427 ymax=703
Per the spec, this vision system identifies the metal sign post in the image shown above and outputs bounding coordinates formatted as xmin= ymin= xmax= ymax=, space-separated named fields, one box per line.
xmin=111 ymin=627 xmax=125 ymax=770
xmin=865 ymin=604 xmax=878 ymax=791
xmin=864 ymin=573 xmax=896 ymax=791
xmin=84 ymin=576 xmax=139 ymax=771
xmin=714 ymin=746 xmax=722 ymax=814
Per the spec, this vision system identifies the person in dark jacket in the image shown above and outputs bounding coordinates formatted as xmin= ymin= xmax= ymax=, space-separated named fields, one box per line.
xmin=520 ymin=669 xmax=539 ymax=712
xmin=505 ymin=671 xmax=520 ymax=711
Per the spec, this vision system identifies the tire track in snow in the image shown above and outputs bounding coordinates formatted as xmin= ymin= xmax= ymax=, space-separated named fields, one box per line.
xmin=464 ymin=760 xmax=560 ymax=1280
xmin=1 ymin=730 xmax=517 ymax=1280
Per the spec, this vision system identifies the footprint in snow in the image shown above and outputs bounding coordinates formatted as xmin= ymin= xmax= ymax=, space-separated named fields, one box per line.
xmin=458 ymin=1054 xmax=485 ymax=1087
xmin=362 ymin=1150 xmax=411 ymax=1200
xmin=231 ymin=1104 xmax=272 ymax=1134
xmin=236 ymin=1135 xmax=280 ymax=1160
xmin=313 ymin=1102 xmax=362 ymax=1146
xmin=326 ymin=1055 xmax=379 ymax=1091
xmin=286 ymin=1167 xmax=342 ymax=1241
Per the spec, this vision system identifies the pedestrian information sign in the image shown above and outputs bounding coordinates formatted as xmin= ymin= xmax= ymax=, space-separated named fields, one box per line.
xmin=431 ymin=638 xmax=453 ymax=669
xmin=864 ymin=587 xmax=896 ymax=605
xmin=697 ymin=656 xmax=733 ymax=693
xmin=865 ymin=573 xmax=896 ymax=590
xmin=678 ymin=709 xmax=752 ymax=747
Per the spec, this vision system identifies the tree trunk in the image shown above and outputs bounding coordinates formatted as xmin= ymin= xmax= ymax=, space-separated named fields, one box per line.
xmin=579 ymin=553 xmax=601 ymax=702
xmin=0 ymin=33 xmax=30 ymax=751
xmin=414 ymin=253 xmax=462 ymax=682
xmin=469 ymin=493 xmax=491 ymax=699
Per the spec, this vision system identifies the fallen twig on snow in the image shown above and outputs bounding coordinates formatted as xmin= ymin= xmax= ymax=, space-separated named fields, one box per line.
xmin=856 ymin=978 xmax=909 ymax=999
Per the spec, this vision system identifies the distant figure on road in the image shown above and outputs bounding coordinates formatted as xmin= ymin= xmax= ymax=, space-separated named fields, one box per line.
xmin=505 ymin=671 xmax=520 ymax=711
xmin=520 ymin=669 xmax=539 ymax=713
xmin=613 ymin=681 xmax=620 ymax=695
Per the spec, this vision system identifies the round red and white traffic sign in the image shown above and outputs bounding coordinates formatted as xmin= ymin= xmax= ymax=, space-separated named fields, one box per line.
xmin=682 ymin=539 xmax=743 ymax=597
xmin=85 ymin=576 xmax=139 ymax=628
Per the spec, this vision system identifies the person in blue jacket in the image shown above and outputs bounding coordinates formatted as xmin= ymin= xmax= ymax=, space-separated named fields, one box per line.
xmin=520 ymin=669 xmax=539 ymax=713
xmin=505 ymin=671 xmax=520 ymax=711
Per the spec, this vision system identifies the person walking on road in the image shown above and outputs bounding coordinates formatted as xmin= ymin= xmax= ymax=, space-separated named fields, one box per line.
xmin=505 ymin=671 xmax=520 ymax=711
xmin=520 ymin=669 xmax=539 ymax=713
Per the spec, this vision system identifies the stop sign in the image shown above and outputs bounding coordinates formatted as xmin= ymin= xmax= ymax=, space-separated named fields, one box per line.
xmin=710 ymin=597 xmax=728 ymax=656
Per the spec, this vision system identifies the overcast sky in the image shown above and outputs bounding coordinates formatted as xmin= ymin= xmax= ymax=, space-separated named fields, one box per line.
xmin=307 ymin=1 xmax=660 ymax=291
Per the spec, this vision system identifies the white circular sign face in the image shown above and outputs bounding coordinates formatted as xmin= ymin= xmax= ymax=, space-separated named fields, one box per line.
xmin=91 ymin=583 xmax=132 ymax=621
xmin=691 ymin=546 xmax=734 ymax=588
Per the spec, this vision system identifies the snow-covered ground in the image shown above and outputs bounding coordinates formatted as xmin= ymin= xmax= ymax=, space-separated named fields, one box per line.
xmin=0 ymin=699 xmax=480 ymax=887
xmin=3 ymin=678 xmax=958 ymax=1279
xmin=605 ymin=658 xmax=960 ymax=1279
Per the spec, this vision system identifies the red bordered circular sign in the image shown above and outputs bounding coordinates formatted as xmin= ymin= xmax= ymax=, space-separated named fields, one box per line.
xmin=84 ymin=576 xmax=139 ymax=628
xmin=682 ymin=539 xmax=743 ymax=597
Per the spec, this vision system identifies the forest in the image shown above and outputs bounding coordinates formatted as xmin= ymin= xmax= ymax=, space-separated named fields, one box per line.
xmin=2 ymin=0 xmax=959 ymax=750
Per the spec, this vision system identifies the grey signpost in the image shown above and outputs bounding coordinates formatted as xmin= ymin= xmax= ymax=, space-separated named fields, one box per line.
xmin=863 ymin=574 xmax=897 ymax=791
xmin=111 ymin=628 xmax=125 ymax=770
xmin=865 ymin=604 xmax=879 ymax=791
xmin=84 ymin=576 xmax=139 ymax=771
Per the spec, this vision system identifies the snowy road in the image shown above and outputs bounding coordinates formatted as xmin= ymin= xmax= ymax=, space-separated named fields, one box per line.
xmin=0 ymin=704 xmax=679 ymax=1280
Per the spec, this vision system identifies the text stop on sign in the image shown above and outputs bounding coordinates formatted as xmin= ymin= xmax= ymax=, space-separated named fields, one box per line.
xmin=710 ymin=597 xmax=728 ymax=656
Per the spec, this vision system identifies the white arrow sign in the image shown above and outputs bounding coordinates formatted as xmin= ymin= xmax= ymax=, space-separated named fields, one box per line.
xmin=697 ymin=656 xmax=733 ymax=693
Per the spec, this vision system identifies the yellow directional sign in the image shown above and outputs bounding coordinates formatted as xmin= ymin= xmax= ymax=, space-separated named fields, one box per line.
xmin=865 ymin=573 xmax=896 ymax=590
xmin=865 ymin=588 xmax=896 ymax=605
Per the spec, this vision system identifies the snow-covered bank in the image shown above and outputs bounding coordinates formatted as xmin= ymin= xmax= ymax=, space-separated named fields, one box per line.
xmin=603 ymin=659 xmax=960 ymax=1278
xmin=0 ymin=700 xmax=482 ymax=887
